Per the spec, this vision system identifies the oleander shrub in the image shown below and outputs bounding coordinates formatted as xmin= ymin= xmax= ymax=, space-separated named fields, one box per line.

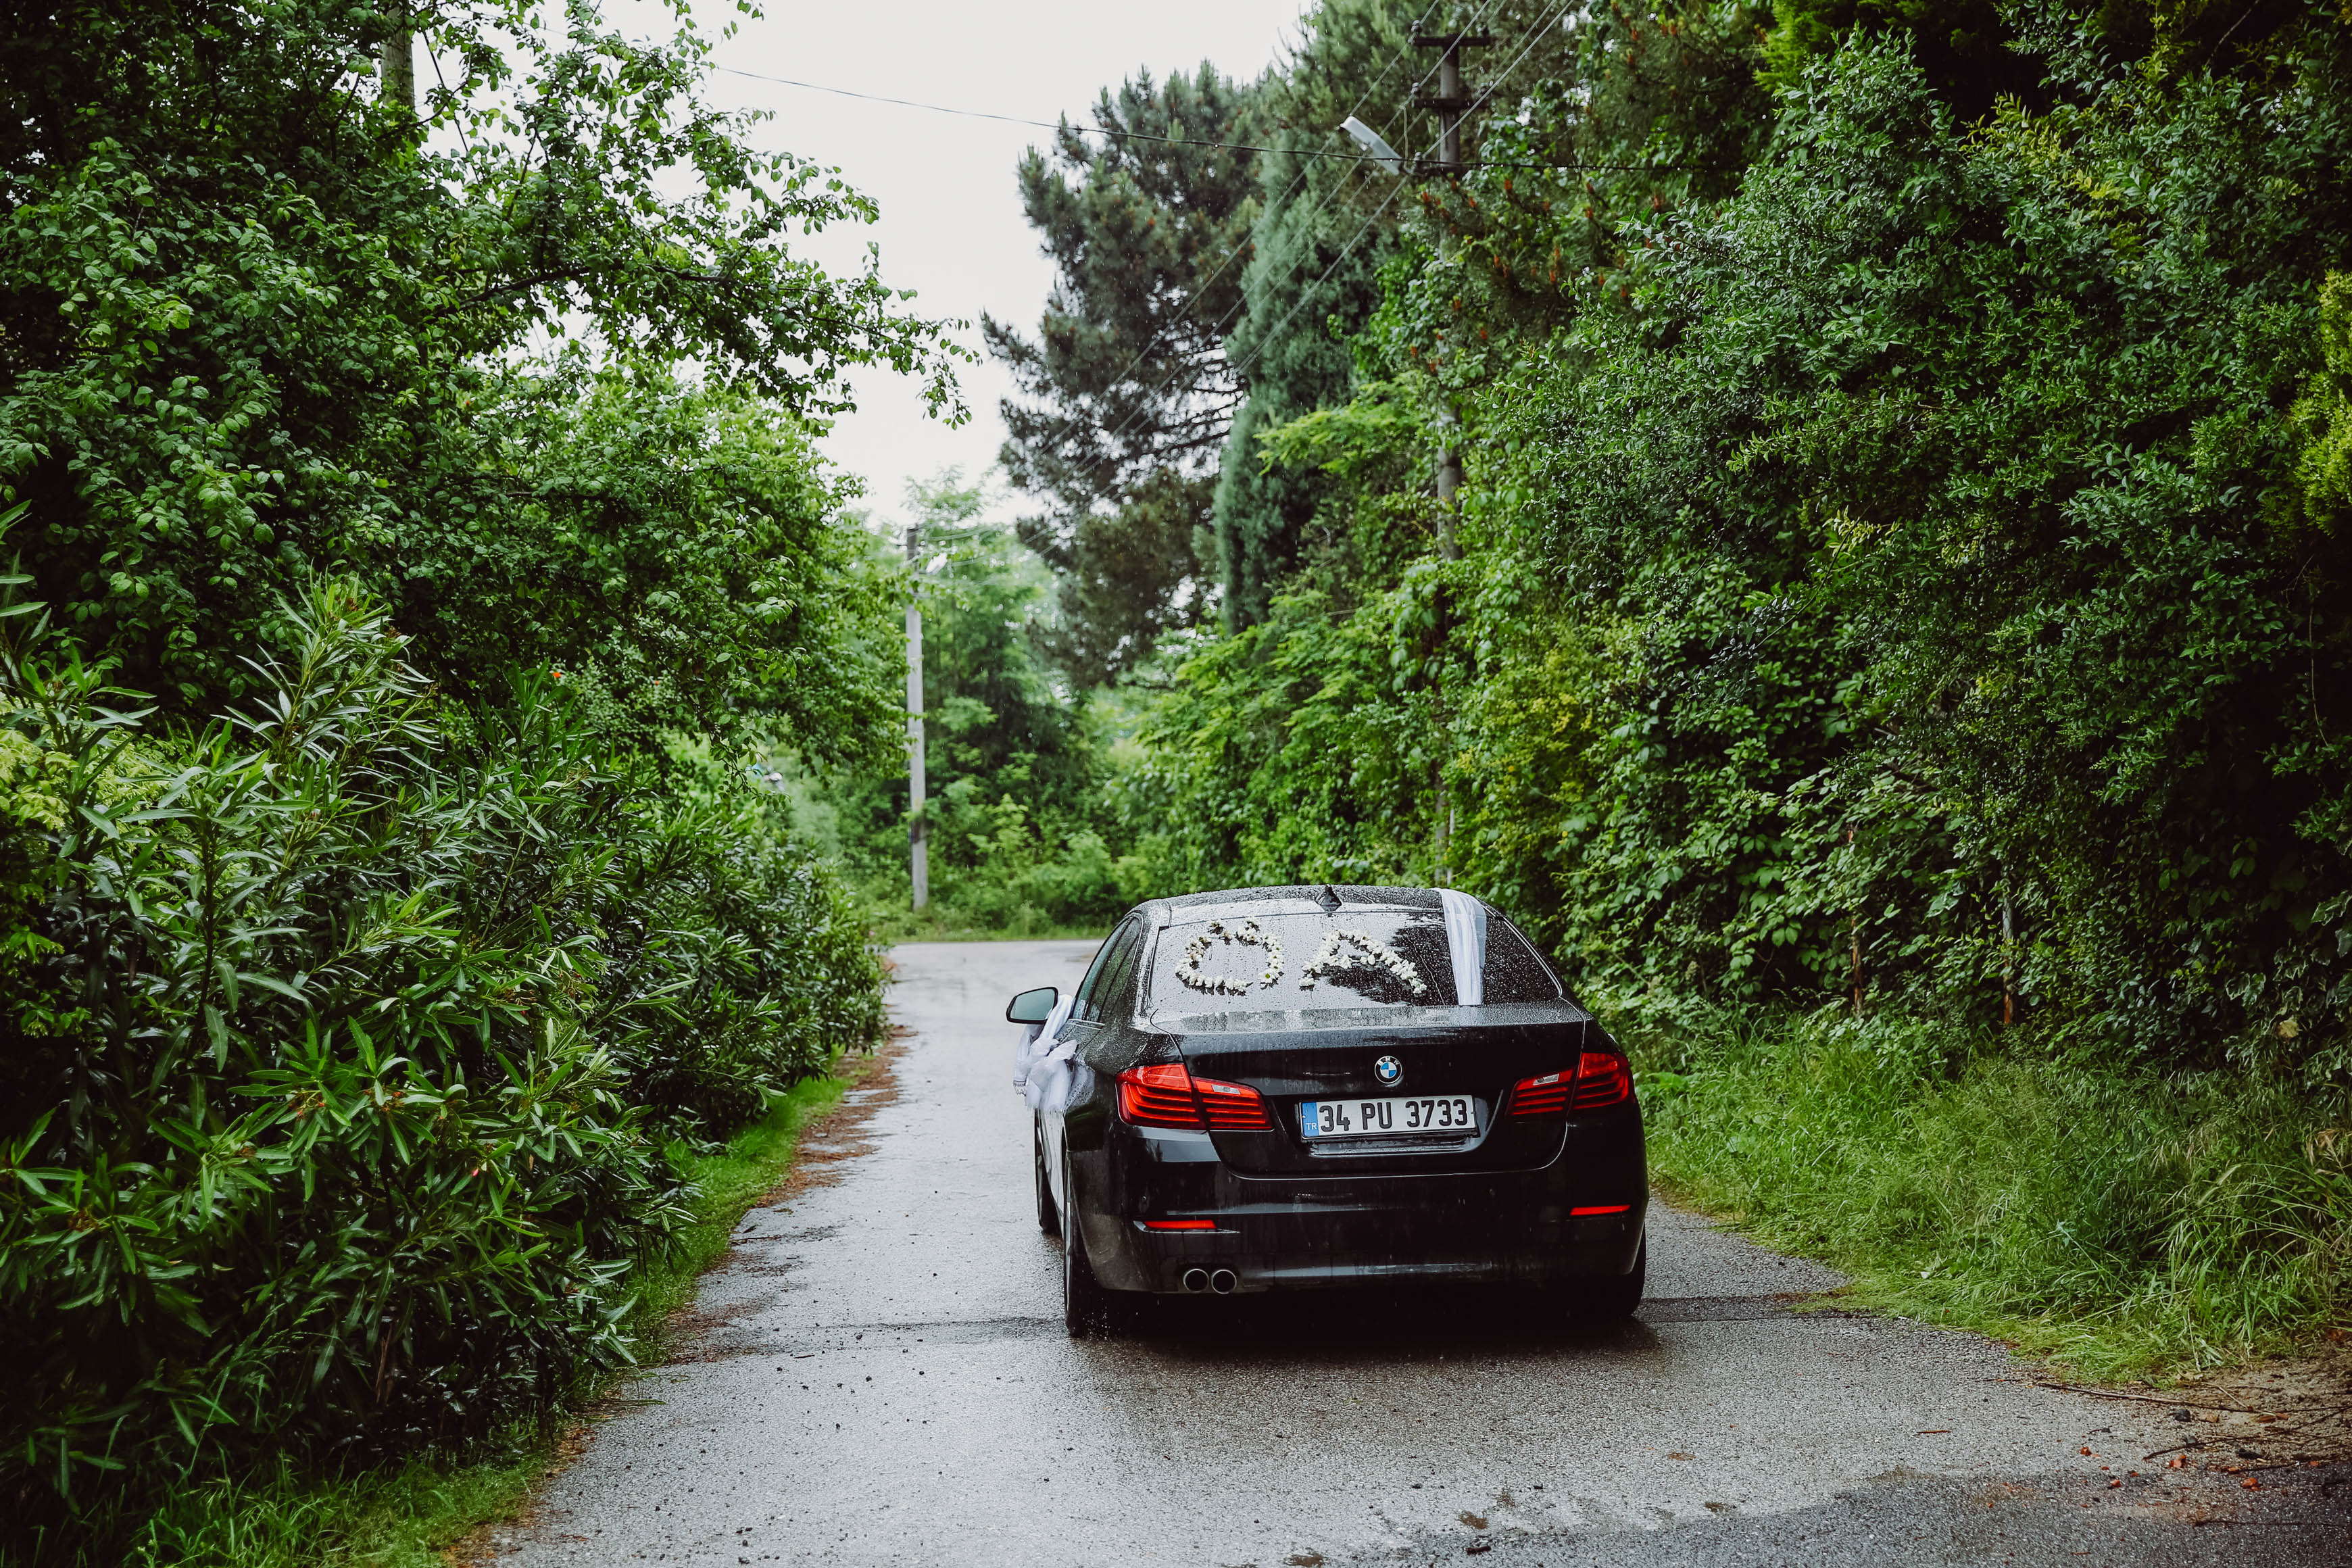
xmin=0 ymin=570 xmax=882 ymax=1540
xmin=0 ymin=2 xmax=918 ymax=1553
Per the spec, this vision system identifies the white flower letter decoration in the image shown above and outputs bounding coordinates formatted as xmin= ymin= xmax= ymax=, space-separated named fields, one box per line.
xmin=1175 ymin=918 xmax=1285 ymax=996
xmin=1299 ymin=929 xmax=1428 ymax=998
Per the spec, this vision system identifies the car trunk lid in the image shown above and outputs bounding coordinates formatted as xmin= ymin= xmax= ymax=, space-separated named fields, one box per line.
xmin=1161 ymin=1002 xmax=1592 ymax=1175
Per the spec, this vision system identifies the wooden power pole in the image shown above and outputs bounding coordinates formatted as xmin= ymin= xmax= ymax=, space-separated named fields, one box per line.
xmin=1413 ymin=28 xmax=1489 ymax=566
xmin=1413 ymin=29 xmax=1488 ymax=885
xmin=904 ymin=526 xmax=929 ymax=912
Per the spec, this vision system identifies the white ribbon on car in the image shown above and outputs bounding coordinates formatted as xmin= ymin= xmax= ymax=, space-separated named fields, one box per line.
xmin=1439 ymin=888 xmax=1488 ymax=1006
xmin=1021 ymin=991 xmax=1080 ymax=1110
xmin=1014 ymin=991 xmax=1076 ymax=1093
xmin=1026 ymin=1037 xmax=1082 ymax=1113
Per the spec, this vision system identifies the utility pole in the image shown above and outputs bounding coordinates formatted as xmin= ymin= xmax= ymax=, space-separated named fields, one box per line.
xmin=378 ymin=4 xmax=414 ymax=117
xmin=904 ymin=526 xmax=929 ymax=912
xmin=1413 ymin=28 xmax=1489 ymax=566
xmin=1412 ymin=30 xmax=1488 ymax=885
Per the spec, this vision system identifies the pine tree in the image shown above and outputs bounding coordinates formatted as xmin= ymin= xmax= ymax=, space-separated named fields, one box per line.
xmin=988 ymin=64 xmax=1267 ymax=679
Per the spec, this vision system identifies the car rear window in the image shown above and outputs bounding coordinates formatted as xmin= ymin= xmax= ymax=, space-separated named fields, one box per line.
xmin=1143 ymin=908 xmax=1559 ymax=1016
xmin=1480 ymin=918 xmax=1561 ymax=1005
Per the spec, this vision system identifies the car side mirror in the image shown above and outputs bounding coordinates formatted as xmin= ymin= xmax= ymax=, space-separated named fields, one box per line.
xmin=1006 ymin=986 xmax=1058 ymax=1025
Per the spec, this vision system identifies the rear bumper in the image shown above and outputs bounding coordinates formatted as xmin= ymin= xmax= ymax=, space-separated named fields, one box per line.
xmin=1086 ymin=1206 xmax=1644 ymax=1293
xmin=1077 ymin=1118 xmax=1646 ymax=1294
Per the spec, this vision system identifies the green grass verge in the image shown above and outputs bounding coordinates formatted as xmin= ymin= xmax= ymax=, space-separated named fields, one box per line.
xmin=40 ymin=1062 xmax=867 ymax=1568
xmin=854 ymin=897 xmax=1102 ymax=945
xmin=1627 ymin=1004 xmax=2352 ymax=1382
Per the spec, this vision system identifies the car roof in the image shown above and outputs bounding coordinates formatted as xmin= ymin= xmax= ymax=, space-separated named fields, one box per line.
xmin=1136 ymin=884 xmax=1454 ymax=925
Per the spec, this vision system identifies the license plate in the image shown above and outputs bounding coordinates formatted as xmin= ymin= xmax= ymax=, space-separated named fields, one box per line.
xmin=1298 ymin=1094 xmax=1478 ymax=1140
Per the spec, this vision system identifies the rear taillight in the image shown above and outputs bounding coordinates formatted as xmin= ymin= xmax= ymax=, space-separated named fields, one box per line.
xmin=1193 ymin=1073 xmax=1271 ymax=1130
xmin=1509 ymin=1051 xmax=1633 ymax=1117
xmin=1508 ymin=1069 xmax=1573 ymax=1117
xmin=1118 ymin=1063 xmax=1202 ymax=1127
xmin=1572 ymin=1051 xmax=1633 ymax=1110
xmin=1116 ymin=1062 xmax=1272 ymax=1131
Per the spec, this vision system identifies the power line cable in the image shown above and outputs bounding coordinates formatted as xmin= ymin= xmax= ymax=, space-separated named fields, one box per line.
xmin=1223 ymin=175 xmax=1410 ymax=390
xmin=711 ymin=62 xmax=1421 ymax=164
xmin=703 ymin=62 xmax=1720 ymax=174
xmin=1087 ymin=0 xmax=1565 ymax=464
xmin=1079 ymin=0 xmax=1525 ymax=464
xmin=706 ymin=20 xmax=1537 ymax=170
xmin=986 ymin=0 xmax=1459 ymax=480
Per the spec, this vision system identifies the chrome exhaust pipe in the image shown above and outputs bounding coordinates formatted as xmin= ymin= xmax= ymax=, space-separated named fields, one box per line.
xmin=1181 ymin=1268 xmax=1210 ymax=1294
xmin=1209 ymin=1269 xmax=1237 ymax=1295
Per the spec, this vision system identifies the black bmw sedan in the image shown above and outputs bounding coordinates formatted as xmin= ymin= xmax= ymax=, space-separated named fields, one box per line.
xmin=1007 ymin=884 xmax=1646 ymax=1337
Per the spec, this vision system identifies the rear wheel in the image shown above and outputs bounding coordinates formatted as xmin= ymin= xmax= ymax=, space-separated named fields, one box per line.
xmin=1577 ymin=1232 xmax=1646 ymax=1324
xmin=1033 ymin=1118 xmax=1058 ymax=1233
xmin=1060 ymin=1152 xmax=1110 ymax=1338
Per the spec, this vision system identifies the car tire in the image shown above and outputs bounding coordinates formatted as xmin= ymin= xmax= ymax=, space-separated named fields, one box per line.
xmin=1577 ymin=1232 xmax=1646 ymax=1324
xmin=1060 ymin=1152 xmax=1110 ymax=1338
xmin=1033 ymin=1118 xmax=1058 ymax=1234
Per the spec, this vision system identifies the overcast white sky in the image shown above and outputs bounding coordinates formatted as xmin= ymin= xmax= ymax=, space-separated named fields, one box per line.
xmin=599 ymin=0 xmax=1310 ymax=533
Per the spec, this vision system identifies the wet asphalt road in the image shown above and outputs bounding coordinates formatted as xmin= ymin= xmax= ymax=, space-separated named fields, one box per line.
xmin=495 ymin=941 xmax=2351 ymax=1567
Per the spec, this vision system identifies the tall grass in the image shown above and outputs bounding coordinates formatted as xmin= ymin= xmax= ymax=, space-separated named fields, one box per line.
xmin=31 ymin=1443 xmax=545 ymax=1568
xmin=1630 ymin=1006 xmax=2352 ymax=1378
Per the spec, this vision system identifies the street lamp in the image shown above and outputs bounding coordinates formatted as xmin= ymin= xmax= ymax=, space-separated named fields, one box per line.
xmin=1340 ymin=116 xmax=1405 ymax=176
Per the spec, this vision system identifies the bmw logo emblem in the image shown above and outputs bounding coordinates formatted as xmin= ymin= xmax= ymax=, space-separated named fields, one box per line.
xmin=1373 ymin=1054 xmax=1403 ymax=1087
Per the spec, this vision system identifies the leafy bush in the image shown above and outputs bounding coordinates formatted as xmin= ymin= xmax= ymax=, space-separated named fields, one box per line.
xmin=0 ymin=0 xmax=952 ymax=725
xmin=3 ymin=1 xmax=912 ymax=1552
xmin=0 ymin=572 xmax=881 ymax=1540
xmin=1115 ymin=23 xmax=2352 ymax=1080
xmin=1484 ymin=34 xmax=2352 ymax=1069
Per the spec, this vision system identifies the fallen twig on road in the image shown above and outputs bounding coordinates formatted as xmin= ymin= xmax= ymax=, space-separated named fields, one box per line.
xmin=2031 ymin=1380 xmax=2269 ymax=1415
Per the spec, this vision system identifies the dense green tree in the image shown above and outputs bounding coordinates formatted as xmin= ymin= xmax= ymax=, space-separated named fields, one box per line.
xmin=910 ymin=476 xmax=1094 ymax=810
xmin=1129 ymin=10 xmax=2352 ymax=1079
xmin=1025 ymin=466 xmax=1219 ymax=684
xmin=1211 ymin=0 xmax=1780 ymax=623
xmin=379 ymin=359 xmax=898 ymax=748
xmin=988 ymin=66 xmax=1265 ymax=678
xmin=1209 ymin=0 xmax=1430 ymax=626
xmin=997 ymin=1 xmax=1764 ymax=637
xmin=1761 ymin=0 xmax=2040 ymax=114
xmin=1 ymin=0 xmax=957 ymax=739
